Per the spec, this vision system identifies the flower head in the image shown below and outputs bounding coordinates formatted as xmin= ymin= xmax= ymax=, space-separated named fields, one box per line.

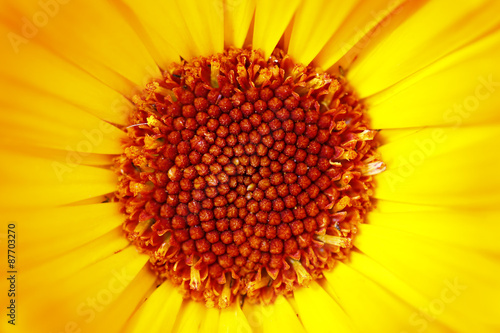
xmin=1 ymin=0 xmax=500 ymax=332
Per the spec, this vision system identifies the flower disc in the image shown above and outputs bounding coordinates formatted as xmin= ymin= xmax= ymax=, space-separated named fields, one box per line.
xmin=114 ymin=48 xmax=384 ymax=308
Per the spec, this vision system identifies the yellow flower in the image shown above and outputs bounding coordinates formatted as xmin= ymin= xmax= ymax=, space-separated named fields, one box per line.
xmin=1 ymin=0 xmax=500 ymax=332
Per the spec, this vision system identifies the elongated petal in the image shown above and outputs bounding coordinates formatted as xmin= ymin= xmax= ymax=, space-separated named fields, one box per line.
xmin=224 ymin=0 xmax=256 ymax=48
xmin=12 ymin=247 xmax=149 ymax=332
xmin=242 ymin=296 xmax=306 ymax=333
xmin=366 ymin=28 xmax=500 ymax=128
xmin=291 ymin=281 xmax=353 ymax=333
xmin=314 ymin=0 xmax=408 ymax=70
xmin=348 ymin=0 xmax=500 ymax=97
xmin=19 ymin=203 xmax=123 ymax=263
xmin=123 ymin=281 xmax=184 ymax=333
xmin=376 ymin=126 xmax=500 ymax=207
xmin=355 ymin=223 xmax=500 ymax=331
xmin=253 ymin=0 xmax=301 ymax=57
xmin=174 ymin=0 xmax=224 ymax=57
xmin=0 ymin=150 xmax=117 ymax=211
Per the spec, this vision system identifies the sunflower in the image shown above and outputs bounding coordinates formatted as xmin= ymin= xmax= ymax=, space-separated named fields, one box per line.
xmin=1 ymin=0 xmax=500 ymax=332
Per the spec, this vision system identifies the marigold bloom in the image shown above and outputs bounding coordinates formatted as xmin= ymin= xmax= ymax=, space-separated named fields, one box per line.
xmin=1 ymin=0 xmax=500 ymax=332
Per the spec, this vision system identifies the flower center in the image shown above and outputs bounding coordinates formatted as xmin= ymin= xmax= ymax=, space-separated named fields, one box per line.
xmin=114 ymin=48 xmax=384 ymax=308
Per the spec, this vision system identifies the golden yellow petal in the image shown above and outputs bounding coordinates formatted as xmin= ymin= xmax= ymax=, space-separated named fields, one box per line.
xmin=21 ymin=228 xmax=130 ymax=287
xmin=0 ymin=28 xmax=131 ymax=133
xmin=288 ymin=0 xmax=358 ymax=65
xmin=378 ymin=128 xmax=424 ymax=146
xmin=107 ymin=0 xmax=184 ymax=68
xmin=375 ymin=126 xmax=500 ymax=207
xmin=218 ymin=300 xmax=252 ymax=333
xmin=313 ymin=0 xmax=406 ymax=70
xmin=224 ymin=0 xmax=256 ymax=48
xmin=291 ymin=281 xmax=352 ymax=333
xmin=0 ymin=144 xmax=114 ymax=169
xmin=0 ymin=150 xmax=117 ymax=210
xmin=323 ymin=261 xmax=417 ymax=332
xmin=175 ymin=0 xmax=224 ymax=57
xmin=379 ymin=126 xmax=500 ymax=168
xmin=253 ymin=0 xmax=301 ymax=57
xmin=15 ymin=247 xmax=148 ymax=332
xmin=2 ymin=0 xmax=160 ymax=92
xmin=344 ymin=252 xmax=462 ymax=333
xmin=123 ymin=281 xmax=184 ymax=333
xmin=85 ymin=266 xmax=156 ymax=333
xmin=368 ymin=209 xmax=500 ymax=252
xmin=170 ymin=299 xmax=207 ymax=332
xmin=348 ymin=0 xmax=500 ymax=97
xmin=0 ymin=93 xmax=125 ymax=154
xmin=355 ymin=223 xmax=500 ymax=331
xmin=242 ymin=296 xmax=306 ymax=333
xmin=374 ymin=199 xmax=446 ymax=213
xmin=0 ymin=32 xmax=134 ymax=126
xmin=18 ymin=203 xmax=122 ymax=262
xmin=366 ymin=28 xmax=500 ymax=128
xmin=200 ymin=307 xmax=221 ymax=333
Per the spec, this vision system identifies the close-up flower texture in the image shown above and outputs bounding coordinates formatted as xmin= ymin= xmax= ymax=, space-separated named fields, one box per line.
xmin=1 ymin=0 xmax=500 ymax=332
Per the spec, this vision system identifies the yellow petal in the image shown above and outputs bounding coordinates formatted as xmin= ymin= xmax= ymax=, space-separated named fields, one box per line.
xmin=313 ymin=0 xmax=406 ymax=70
xmin=174 ymin=0 xmax=224 ymax=57
xmin=323 ymin=261 xmax=416 ymax=332
xmin=242 ymin=296 xmax=306 ymax=333
xmin=85 ymin=266 xmax=156 ymax=333
xmin=378 ymin=128 xmax=422 ymax=145
xmin=19 ymin=203 xmax=123 ymax=262
xmin=347 ymin=252 xmax=478 ymax=332
xmin=171 ymin=300 xmax=207 ymax=332
xmin=107 ymin=0 xmax=183 ymax=68
xmin=379 ymin=125 xmax=500 ymax=168
xmin=15 ymin=246 xmax=148 ymax=332
xmin=253 ymin=0 xmax=301 ymax=58
xmin=200 ymin=307 xmax=221 ymax=333
xmin=0 ymin=150 xmax=117 ymax=211
xmin=224 ymin=0 xmax=256 ymax=48
xmin=0 ymin=93 xmax=125 ymax=154
xmin=218 ymin=300 xmax=252 ymax=333
xmin=121 ymin=0 xmax=210 ymax=63
xmin=355 ymin=223 xmax=500 ymax=331
xmin=348 ymin=0 xmax=500 ymax=97
xmin=366 ymin=28 xmax=500 ymax=128
xmin=345 ymin=251 xmax=464 ymax=333
xmin=367 ymin=209 xmax=500 ymax=252
xmin=21 ymin=228 xmax=130 ymax=286
xmin=0 ymin=144 xmax=114 ymax=169
xmin=123 ymin=281 xmax=184 ymax=333
xmin=346 ymin=251 xmax=432 ymax=314
xmin=2 ymin=0 xmax=160 ymax=93
xmin=0 ymin=37 xmax=134 ymax=126
xmin=374 ymin=199 xmax=446 ymax=213
xmin=291 ymin=281 xmax=353 ymax=333
xmin=288 ymin=0 xmax=358 ymax=65
xmin=375 ymin=126 xmax=500 ymax=207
